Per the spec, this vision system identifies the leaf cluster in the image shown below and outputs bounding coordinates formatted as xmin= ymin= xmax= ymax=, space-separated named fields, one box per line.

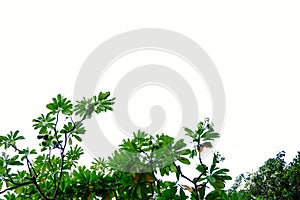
xmin=229 ymin=151 xmax=300 ymax=200
xmin=0 ymin=92 xmax=115 ymax=200
xmin=0 ymin=92 xmax=247 ymax=200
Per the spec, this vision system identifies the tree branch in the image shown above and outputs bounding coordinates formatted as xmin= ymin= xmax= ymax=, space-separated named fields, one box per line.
xmin=51 ymin=115 xmax=86 ymax=199
xmin=0 ymin=181 xmax=33 ymax=194
xmin=173 ymin=162 xmax=193 ymax=184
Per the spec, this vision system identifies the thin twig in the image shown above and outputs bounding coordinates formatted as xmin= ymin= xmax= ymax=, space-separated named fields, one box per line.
xmin=8 ymin=143 xmax=49 ymax=199
xmin=173 ymin=162 xmax=193 ymax=184
xmin=0 ymin=181 xmax=33 ymax=194
xmin=51 ymin=115 xmax=85 ymax=199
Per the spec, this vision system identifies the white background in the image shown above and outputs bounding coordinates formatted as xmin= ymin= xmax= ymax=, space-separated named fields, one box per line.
xmin=1 ymin=1 xmax=300 ymax=188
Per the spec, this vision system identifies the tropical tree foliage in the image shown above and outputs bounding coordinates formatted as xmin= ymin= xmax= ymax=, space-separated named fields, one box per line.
xmin=1 ymin=91 xmax=299 ymax=200
xmin=229 ymin=151 xmax=300 ymax=200
xmin=0 ymin=92 xmax=233 ymax=200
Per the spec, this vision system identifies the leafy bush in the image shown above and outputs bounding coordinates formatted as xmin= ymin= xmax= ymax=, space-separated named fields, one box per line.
xmin=229 ymin=151 xmax=300 ymax=200
xmin=0 ymin=92 xmax=232 ymax=200
xmin=3 ymin=91 xmax=298 ymax=199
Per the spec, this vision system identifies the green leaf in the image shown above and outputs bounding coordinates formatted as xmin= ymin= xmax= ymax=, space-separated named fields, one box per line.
xmin=206 ymin=190 xmax=222 ymax=200
xmin=196 ymin=164 xmax=208 ymax=173
xmin=98 ymin=92 xmax=111 ymax=100
xmin=169 ymin=163 xmax=177 ymax=172
xmin=12 ymin=130 xmax=19 ymax=139
xmin=74 ymin=135 xmax=82 ymax=142
xmin=178 ymin=157 xmax=191 ymax=165
xmin=203 ymin=132 xmax=220 ymax=141
xmin=184 ymin=127 xmax=194 ymax=136
xmin=173 ymin=139 xmax=186 ymax=150
xmin=213 ymin=168 xmax=229 ymax=175
xmin=46 ymin=103 xmax=56 ymax=111
xmin=210 ymin=153 xmax=218 ymax=173
xmin=9 ymin=160 xmax=23 ymax=166
xmin=198 ymin=184 xmax=206 ymax=199
xmin=181 ymin=149 xmax=191 ymax=155
xmin=30 ymin=149 xmax=37 ymax=154
xmin=137 ymin=186 xmax=142 ymax=199
xmin=208 ymin=175 xmax=216 ymax=183
xmin=14 ymin=186 xmax=23 ymax=194
xmin=216 ymin=175 xmax=232 ymax=181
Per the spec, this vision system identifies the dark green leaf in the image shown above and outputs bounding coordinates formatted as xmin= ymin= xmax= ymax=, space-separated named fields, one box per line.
xmin=178 ymin=157 xmax=191 ymax=165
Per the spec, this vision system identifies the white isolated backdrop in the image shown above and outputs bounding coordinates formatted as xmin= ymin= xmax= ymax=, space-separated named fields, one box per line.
xmin=1 ymin=1 xmax=300 ymax=189
xmin=95 ymin=49 xmax=212 ymax=148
